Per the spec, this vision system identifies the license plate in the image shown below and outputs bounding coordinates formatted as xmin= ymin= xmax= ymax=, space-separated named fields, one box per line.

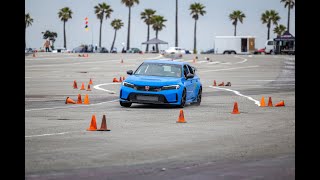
xmin=136 ymin=95 xmax=158 ymax=101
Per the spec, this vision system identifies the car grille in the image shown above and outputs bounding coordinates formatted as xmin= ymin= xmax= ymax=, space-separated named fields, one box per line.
xmin=128 ymin=93 xmax=168 ymax=103
xmin=134 ymin=85 xmax=161 ymax=92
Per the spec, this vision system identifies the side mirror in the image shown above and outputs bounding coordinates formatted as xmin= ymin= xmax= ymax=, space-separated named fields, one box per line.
xmin=127 ymin=70 xmax=133 ymax=75
xmin=186 ymin=73 xmax=194 ymax=79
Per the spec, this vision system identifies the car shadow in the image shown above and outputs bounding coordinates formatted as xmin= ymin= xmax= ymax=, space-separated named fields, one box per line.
xmin=128 ymin=104 xmax=191 ymax=109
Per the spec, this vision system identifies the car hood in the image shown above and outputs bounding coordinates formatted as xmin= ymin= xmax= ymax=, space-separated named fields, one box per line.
xmin=125 ymin=75 xmax=181 ymax=86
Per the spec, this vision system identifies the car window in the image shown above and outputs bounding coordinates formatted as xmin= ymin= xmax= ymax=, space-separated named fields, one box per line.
xmin=134 ymin=63 xmax=182 ymax=78
xmin=187 ymin=65 xmax=194 ymax=74
xmin=183 ymin=65 xmax=189 ymax=78
xmin=267 ymin=41 xmax=274 ymax=45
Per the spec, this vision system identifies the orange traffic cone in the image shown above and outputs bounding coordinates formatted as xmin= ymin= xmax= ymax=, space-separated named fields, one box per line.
xmin=65 ymin=97 xmax=76 ymax=104
xmin=218 ymin=82 xmax=224 ymax=86
xmin=87 ymin=84 xmax=91 ymax=91
xmin=123 ymin=77 xmax=126 ymax=81
xmin=193 ymin=58 xmax=196 ymax=63
xmin=33 ymin=53 xmax=36 ymax=57
xmin=84 ymin=94 xmax=90 ymax=104
xmin=231 ymin=102 xmax=240 ymax=114
xmin=87 ymin=115 xmax=97 ymax=131
xmin=268 ymin=97 xmax=273 ymax=107
xmin=89 ymin=78 xmax=93 ymax=85
xmin=86 ymin=54 xmax=89 ymax=57
xmin=176 ymin=109 xmax=186 ymax=123
xmin=213 ymin=80 xmax=217 ymax=86
xmin=80 ymin=82 xmax=85 ymax=90
xmin=225 ymin=82 xmax=231 ymax=86
xmin=97 ymin=115 xmax=111 ymax=131
xmin=113 ymin=78 xmax=119 ymax=82
xmin=73 ymin=80 xmax=78 ymax=89
xmin=260 ymin=96 xmax=266 ymax=107
xmin=275 ymin=100 xmax=285 ymax=107
xmin=77 ymin=94 xmax=82 ymax=104
xmin=119 ymin=77 xmax=123 ymax=82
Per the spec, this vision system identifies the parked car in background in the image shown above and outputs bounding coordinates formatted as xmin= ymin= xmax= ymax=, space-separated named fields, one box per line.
xmin=165 ymin=47 xmax=186 ymax=54
xmin=110 ymin=47 xmax=117 ymax=53
xmin=127 ymin=48 xmax=142 ymax=53
xmin=25 ymin=48 xmax=36 ymax=53
xmin=52 ymin=47 xmax=70 ymax=53
xmin=97 ymin=47 xmax=109 ymax=53
xmin=201 ymin=48 xmax=215 ymax=54
xmin=119 ymin=60 xmax=202 ymax=108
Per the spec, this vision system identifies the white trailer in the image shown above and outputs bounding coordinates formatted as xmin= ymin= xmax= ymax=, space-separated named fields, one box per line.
xmin=214 ymin=36 xmax=256 ymax=54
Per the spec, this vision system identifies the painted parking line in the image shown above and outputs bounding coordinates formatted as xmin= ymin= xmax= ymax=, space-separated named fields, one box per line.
xmin=26 ymin=55 xmax=163 ymax=68
xmin=25 ymin=131 xmax=84 ymax=138
xmin=25 ymin=99 xmax=119 ymax=112
xmin=93 ymin=83 xmax=120 ymax=94
xmin=209 ymin=86 xmax=260 ymax=106
xmin=200 ymin=65 xmax=259 ymax=73
xmin=234 ymin=56 xmax=248 ymax=64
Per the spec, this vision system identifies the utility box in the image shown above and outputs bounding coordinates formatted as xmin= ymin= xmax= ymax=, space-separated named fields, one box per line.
xmin=214 ymin=36 xmax=255 ymax=54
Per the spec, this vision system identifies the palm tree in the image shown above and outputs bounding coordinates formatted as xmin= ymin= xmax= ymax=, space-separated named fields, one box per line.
xmin=94 ymin=2 xmax=113 ymax=48
xmin=141 ymin=9 xmax=156 ymax=52
xmin=121 ymin=0 xmax=140 ymax=50
xmin=261 ymin=10 xmax=281 ymax=40
xmin=42 ymin=30 xmax=58 ymax=50
xmin=189 ymin=2 xmax=206 ymax=54
xmin=175 ymin=0 xmax=178 ymax=47
xmin=25 ymin=13 xmax=33 ymax=48
xmin=151 ymin=15 xmax=167 ymax=53
xmin=274 ymin=24 xmax=287 ymax=37
xmin=229 ymin=10 xmax=246 ymax=36
xmin=280 ymin=0 xmax=294 ymax=32
xmin=110 ymin=19 xmax=124 ymax=52
xmin=58 ymin=7 xmax=72 ymax=49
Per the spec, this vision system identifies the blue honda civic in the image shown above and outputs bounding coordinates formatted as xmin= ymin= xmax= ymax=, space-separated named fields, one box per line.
xmin=119 ymin=60 xmax=202 ymax=108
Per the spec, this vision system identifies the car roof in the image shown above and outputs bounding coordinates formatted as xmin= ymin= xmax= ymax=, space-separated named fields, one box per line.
xmin=143 ymin=59 xmax=190 ymax=66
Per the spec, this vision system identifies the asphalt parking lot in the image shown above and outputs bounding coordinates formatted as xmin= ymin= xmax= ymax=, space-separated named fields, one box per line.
xmin=25 ymin=52 xmax=295 ymax=179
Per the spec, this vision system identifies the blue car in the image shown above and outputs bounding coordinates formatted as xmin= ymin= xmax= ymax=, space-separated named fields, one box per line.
xmin=119 ymin=60 xmax=202 ymax=108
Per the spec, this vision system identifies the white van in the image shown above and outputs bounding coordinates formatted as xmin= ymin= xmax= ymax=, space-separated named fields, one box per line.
xmin=264 ymin=39 xmax=275 ymax=54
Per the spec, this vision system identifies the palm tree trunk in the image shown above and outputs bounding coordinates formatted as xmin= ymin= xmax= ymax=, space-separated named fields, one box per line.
xmin=110 ymin=30 xmax=117 ymax=51
xmin=25 ymin=27 xmax=26 ymax=49
xmin=146 ymin=25 xmax=150 ymax=52
xmin=99 ymin=19 xmax=103 ymax=48
xmin=287 ymin=6 xmax=290 ymax=32
xmin=156 ymin=30 xmax=159 ymax=53
xmin=193 ymin=20 xmax=197 ymax=54
xmin=63 ymin=21 xmax=66 ymax=48
xmin=175 ymin=0 xmax=178 ymax=47
xmin=127 ymin=7 xmax=131 ymax=50
xmin=267 ymin=25 xmax=270 ymax=40
xmin=234 ymin=24 xmax=237 ymax=36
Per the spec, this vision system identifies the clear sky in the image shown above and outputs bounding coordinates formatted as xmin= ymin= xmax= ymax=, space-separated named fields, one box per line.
xmin=25 ymin=0 xmax=295 ymax=52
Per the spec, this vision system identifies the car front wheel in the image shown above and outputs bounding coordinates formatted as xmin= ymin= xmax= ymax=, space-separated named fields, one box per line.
xmin=120 ymin=101 xmax=132 ymax=107
xmin=179 ymin=89 xmax=187 ymax=108
xmin=194 ymin=87 xmax=202 ymax=106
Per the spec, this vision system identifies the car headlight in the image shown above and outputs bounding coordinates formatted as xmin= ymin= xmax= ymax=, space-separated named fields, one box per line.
xmin=122 ymin=82 xmax=135 ymax=88
xmin=161 ymin=85 xmax=180 ymax=90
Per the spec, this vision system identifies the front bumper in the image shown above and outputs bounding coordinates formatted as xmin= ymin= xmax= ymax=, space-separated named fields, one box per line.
xmin=119 ymin=86 xmax=183 ymax=105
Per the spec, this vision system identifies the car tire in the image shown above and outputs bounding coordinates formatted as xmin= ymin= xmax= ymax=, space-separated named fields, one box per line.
xmin=120 ymin=101 xmax=132 ymax=107
xmin=194 ymin=87 xmax=202 ymax=106
xmin=178 ymin=89 xmax=187 ymax=108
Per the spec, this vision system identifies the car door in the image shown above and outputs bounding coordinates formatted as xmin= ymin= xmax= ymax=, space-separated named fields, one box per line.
xmin=183 ymin=65 xmax=194 ymax=100
xmin=188 ymin=65 xmax=200 ymax=99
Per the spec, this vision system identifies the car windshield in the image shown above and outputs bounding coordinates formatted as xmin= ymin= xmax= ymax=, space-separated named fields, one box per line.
xmin=134 ymin=63 xmax=182 ymax=78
